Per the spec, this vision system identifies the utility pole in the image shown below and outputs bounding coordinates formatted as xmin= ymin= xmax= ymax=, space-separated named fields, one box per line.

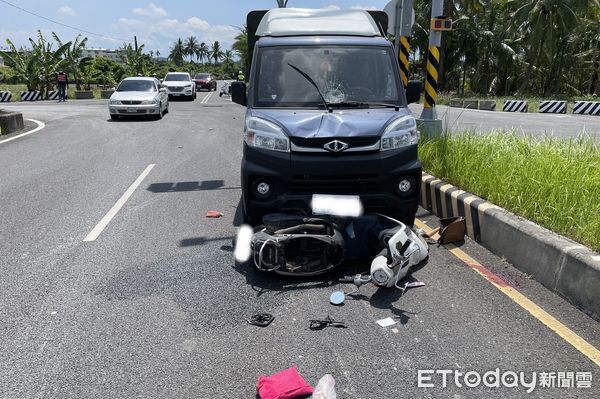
xmin=386 ymin=0 xmax=414 ymax=87
xmin=134 ymin=36 xmax=138 ymax=52
xmin=418 ymin=0 xmax=445 ymax=136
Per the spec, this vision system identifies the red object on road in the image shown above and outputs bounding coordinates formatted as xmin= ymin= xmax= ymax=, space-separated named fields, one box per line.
xmin=206 ymin=211 xmax=223 ymax=218
xmin=257 ymin=366 xmax=313 ymax=399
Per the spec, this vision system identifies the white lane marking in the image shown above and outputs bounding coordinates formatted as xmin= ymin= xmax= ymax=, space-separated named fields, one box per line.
xmin=0 ymin=119 xmax=45 ymax=145
xmin=201 ymin=91 xmax=214 ymax=104
xmin=83 ymin=164 xmax=155 ymax=242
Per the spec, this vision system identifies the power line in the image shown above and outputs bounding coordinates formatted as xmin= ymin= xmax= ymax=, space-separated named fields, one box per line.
xmin=0 ymin=0 xmax=130 ymax=43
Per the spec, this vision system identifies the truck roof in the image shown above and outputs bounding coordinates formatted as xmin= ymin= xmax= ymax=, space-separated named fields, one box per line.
xmin=255 ymin=8 xmax=382 ymax=37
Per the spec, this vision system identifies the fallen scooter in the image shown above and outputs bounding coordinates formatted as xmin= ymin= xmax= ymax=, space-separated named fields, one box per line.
xmin=219 ymin=80 xmax=232 ymax=97
xmin=239 ymin=212 xmax=428 ymax=279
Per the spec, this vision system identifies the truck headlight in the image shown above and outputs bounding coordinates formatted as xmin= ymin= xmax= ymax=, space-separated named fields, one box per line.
xmin=109 ymin=99 xmax=121 ymax=105
xmin=380 ymin=116 xmax=418 ymax=151
xmin=244 ymin=116 xmax=289 ymax=152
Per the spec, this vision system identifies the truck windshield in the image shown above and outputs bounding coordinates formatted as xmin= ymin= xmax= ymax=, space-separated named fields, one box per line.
xmin=255 ymin=46 xmax=402 ymax=108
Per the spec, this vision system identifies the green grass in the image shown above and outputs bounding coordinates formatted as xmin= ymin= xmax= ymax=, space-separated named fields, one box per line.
xmin=419 ymin=131 xmax=600 ymax=252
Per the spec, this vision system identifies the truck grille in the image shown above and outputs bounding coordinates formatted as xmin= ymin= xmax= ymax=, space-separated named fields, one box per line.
xmin=290 ymin=136 xmax=380 ymax=153
xmin=290 ymin=173 xmax=379 ymax=193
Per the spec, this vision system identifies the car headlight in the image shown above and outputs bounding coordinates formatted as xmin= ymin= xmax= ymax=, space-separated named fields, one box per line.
xmin=244 ymin=116 xmax=289 ymax=152
xmin=109 ymin=99 xmax=121 ymax=105
xmin=141 ymin=99 xmax=157 ymax=105
xmin=380 ymin=116 xmax=418 ymax=151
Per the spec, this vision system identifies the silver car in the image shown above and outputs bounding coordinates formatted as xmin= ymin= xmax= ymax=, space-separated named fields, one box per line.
xmin=108 ymin=77 xmax=169 ymax=120
xmin=162 ymin=72 xmax=196 ymax=100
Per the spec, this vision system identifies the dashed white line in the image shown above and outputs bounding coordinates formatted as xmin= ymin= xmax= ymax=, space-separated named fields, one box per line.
xmin=201 ymin=91 xmax=214 ymax=104
xmin=83 ymin=164 xmax=155 ymax=242
xmin=0 ymin=119 xmax=45 ymax=145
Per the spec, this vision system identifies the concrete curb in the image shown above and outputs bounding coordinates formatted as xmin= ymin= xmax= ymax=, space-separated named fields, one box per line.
xmin=0 ymin=109 xmax=24 ymax=135
xmin=420 ymin=173 xmax=600 ymax=321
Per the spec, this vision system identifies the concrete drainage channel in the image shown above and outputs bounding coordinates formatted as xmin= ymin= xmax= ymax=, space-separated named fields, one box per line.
xmin=420 ymin=173 xmax=600 ymax=321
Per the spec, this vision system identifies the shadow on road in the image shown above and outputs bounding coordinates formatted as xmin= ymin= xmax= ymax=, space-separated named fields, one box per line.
xmin=147 ymin=180 xmax=241 ymax=193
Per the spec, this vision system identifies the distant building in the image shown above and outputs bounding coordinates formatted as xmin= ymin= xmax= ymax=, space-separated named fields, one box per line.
xmin=80 ymin=48 xmax=122 ymax=63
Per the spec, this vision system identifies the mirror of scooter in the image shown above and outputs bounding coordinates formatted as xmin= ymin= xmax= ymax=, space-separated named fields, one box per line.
xmin=330 ymin=291 xmax=345 ymax=305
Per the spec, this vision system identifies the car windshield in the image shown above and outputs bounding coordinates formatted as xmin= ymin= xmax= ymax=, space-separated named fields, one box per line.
xmin=255 ymin=46 xmax=402 ymax=108
xmin=195 ymin=74 xmax=210 ymax=79
xmin=116 ymin=80 xmax=156 ymax=92
xmin=165 ymin=74 xmax=190 ymax=81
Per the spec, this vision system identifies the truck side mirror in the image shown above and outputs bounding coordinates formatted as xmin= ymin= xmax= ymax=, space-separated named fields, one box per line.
xmin=231 ymin=81 xmax=247 ymax=106
xmin=406 ymin=80 xmax=422 ymax=104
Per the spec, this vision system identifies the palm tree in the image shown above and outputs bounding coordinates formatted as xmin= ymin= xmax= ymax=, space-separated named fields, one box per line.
xmin=52 ymin=32 xmax=88 ymax=90
xmin=0 ymin=40 xmax=41 ymax=91
xmin=169 ymin=38 xmax=185 ymax=66
xmin=118 ymin=43 xmax=148 ymax=75
xmin=211 ymin=41 xmax=223 ymax=64
xmin=156 ymin=50 xmax=160 ymax=58
xmin=184 ymin=36 xmax=199 ymax=63
xmin=197 ymin=42 xmax=209 ymax=64
xmin=232 ymin=26 xmax=248 ymax=72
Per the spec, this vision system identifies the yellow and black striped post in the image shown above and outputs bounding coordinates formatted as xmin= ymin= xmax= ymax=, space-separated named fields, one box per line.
xmin=398 ymin=36 xmax=410 ymax=87
xmin=424 ymin=46 xmax=440 ymax=109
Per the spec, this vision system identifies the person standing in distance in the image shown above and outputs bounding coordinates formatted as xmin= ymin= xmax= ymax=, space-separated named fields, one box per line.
xmin=56 ymin=70 xmax=68 ymax=102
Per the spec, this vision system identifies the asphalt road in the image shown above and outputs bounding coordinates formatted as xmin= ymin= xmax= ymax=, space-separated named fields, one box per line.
xmin=1 ymin=88 xmax=599 ymax=398
xmin=409 ymin=103 xmax=600 ymax=137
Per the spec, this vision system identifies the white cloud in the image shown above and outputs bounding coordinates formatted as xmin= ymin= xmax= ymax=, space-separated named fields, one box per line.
xmin=57 ymin=6 xmax=77 ymax=17
xmin=323 ymin=5 xmax=341 ymax=10
xmin=111 ymin=16 xmax=237 ymax=55
xmin=351 ymin=5 xmax=379 ymax=10
xmin=132 ymin=3 xmax=167 ymax=18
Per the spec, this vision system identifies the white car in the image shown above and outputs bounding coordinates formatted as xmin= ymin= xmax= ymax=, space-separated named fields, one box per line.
xmin=162 ymin=72 xmax=196 ymax=100
xmin=109 ymin=77 xmax=169 ymax=120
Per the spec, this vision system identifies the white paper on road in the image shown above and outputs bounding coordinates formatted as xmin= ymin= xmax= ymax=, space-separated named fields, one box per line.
xmin=376 ymin=317 xmax=397 ymax=327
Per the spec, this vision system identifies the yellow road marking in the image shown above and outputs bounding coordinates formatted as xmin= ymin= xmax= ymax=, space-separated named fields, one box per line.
xmin=415 ymin=218 xmax=600 ymax=367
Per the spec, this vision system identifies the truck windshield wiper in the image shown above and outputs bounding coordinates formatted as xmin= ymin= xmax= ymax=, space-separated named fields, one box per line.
xmin=329 ymin=101 xmax=400 ymax=111
xmin=287 ymin=63 xmax=332 ymax=112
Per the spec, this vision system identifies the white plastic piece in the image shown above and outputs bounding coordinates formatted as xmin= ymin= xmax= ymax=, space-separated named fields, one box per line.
xmin=312 ymin=374 xmax=337 ymax=399
xmin=234 ymin=225 xmax=253 ymax=262
xmin=376 ymin=317 xmax=397 ymax=327
xmin=256 ymin=8 xmax=382 ymax=37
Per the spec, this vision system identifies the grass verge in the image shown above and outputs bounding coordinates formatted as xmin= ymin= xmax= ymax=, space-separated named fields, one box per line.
xmin=419 ymin=131 xmax=600 ymax=252
xmin=0 ymin=84 xmax=106 ymax=101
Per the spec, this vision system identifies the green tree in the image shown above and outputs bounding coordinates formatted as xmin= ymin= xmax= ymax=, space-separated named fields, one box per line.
xmin=232 ymin=26 xmax=248 ymax=73
xmin=118 ymin=43 xmax=148 ymax=75
xmin=52 ymin=33 xmax=88 ymax=90
xmin=210 ymin=41 xmax=223 ymax=64
xmin=184 ymin=36 xmax=199 ymax=63
xmin=0 ymin=40 xmax=40 ymax=91
xmin=29 ymin=30 xmax=70 ymax=97
xmin=169 ymin=38 xmax=185 ymax=66
xmin=197 ymin=42 xmax=209 ymax=64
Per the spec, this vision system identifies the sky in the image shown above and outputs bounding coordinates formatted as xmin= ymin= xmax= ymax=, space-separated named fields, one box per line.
xmin=0 ymin=0 xmax=390 ymax=56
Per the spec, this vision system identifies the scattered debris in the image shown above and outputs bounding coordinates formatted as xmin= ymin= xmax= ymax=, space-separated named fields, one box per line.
xmin=376 ymin=317 xmax=397 ymax=327
xmin=257 ymin=366 xmax=313 ymax=399
xmin=206 ymin=210 xmax=223 ymax=218
xmin=309 ymin=316 xmax=347 ymax=330
xmin=248 ymin=313 xmax=274 ymax=327
xmin=424 ymin=216 xmax=466 ymax=245
xmin=312 ymin=374 xmax=337 ymax=399
xmin=329 ymin=291 xmax=345 ymax=305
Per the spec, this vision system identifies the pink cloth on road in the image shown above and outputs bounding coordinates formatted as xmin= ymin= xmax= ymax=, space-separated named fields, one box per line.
xmin=257 ymin=366 xmax=314 ymax=399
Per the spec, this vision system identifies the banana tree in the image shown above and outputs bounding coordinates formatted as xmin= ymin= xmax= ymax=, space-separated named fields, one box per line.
xmin=52 ymin=33 xmax=88 ymax=90
xmin=29 ymin=30 xmax=70 ymax=97
xmin=0 ymin=39 xmax=40 ymax=91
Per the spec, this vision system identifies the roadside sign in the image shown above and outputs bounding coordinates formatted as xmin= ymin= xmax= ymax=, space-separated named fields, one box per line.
xmin=431 ymin=17 xmax=452 ymax=31
xmin=384 ymin=0 xmax=415 ymax=36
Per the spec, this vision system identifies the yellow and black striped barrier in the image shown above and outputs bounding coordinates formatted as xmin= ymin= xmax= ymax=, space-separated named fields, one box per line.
xmin=398 ymin=36 xmax=410 ymax=87
xmin=423 ymin=46 xmax=440 ymax=108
